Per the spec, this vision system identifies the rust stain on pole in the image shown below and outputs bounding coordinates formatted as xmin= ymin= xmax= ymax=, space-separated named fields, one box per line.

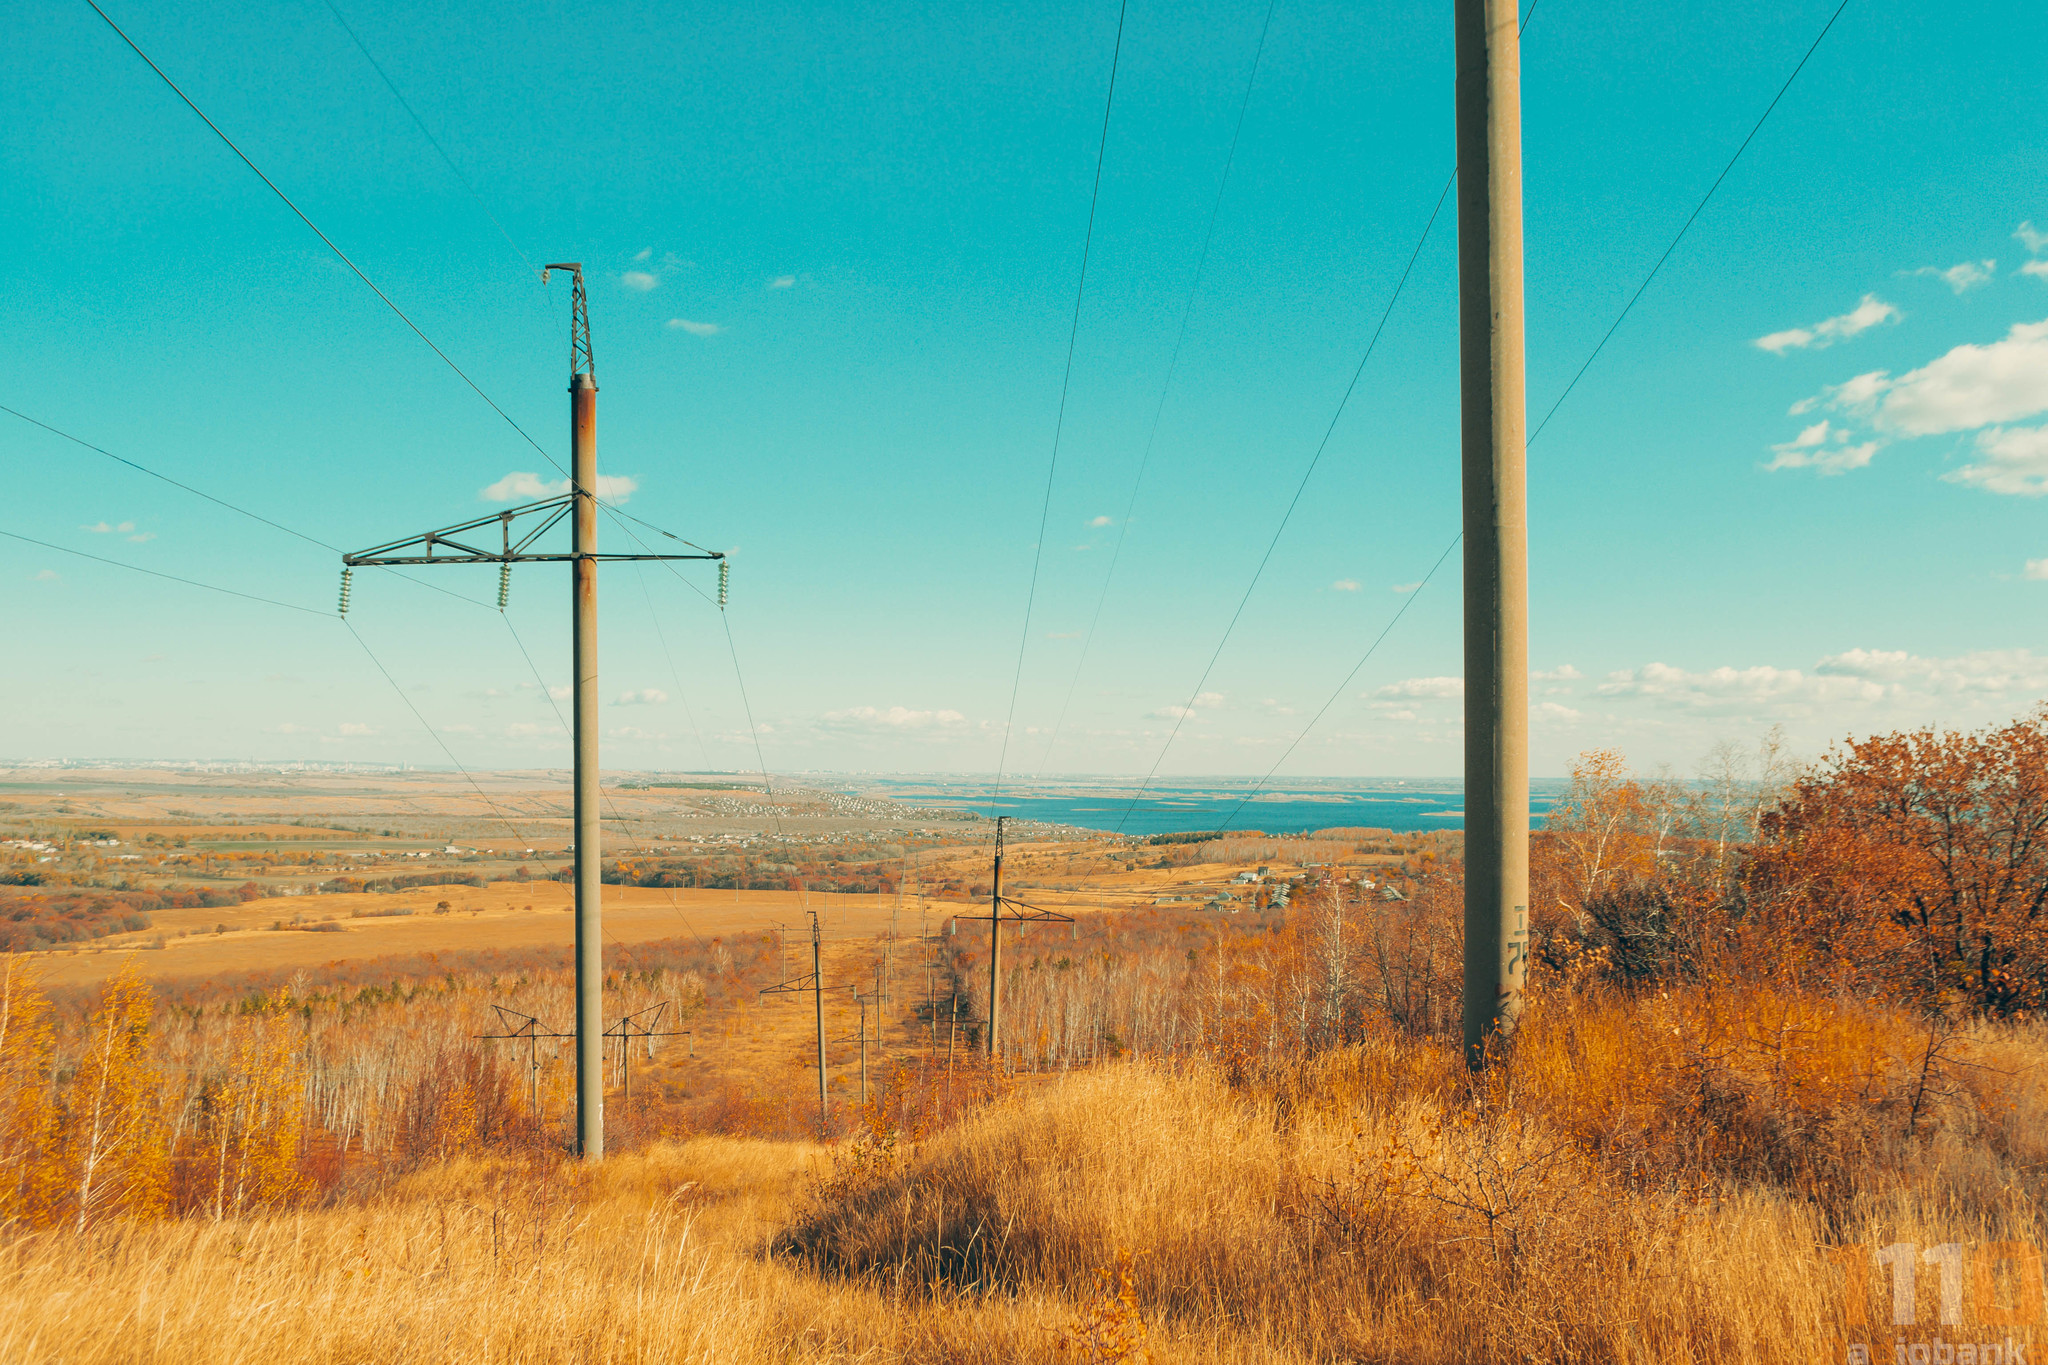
xmin=571 ymin=362 xmax=603 ymax=1156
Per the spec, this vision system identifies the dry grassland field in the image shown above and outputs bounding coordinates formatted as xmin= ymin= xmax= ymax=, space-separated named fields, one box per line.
xmin=5 ymin=734 xmax=2048 ymax=1365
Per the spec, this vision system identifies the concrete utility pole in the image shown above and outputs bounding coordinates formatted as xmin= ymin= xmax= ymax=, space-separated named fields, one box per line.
xmin=988 ymin=824 xmax=1004 ymax=1059
xmin=960 ymin=816 xmax=1070 ymax=1066
xmin=1456 ymin=0 xmax=1531 ymax=1067
xmin=760 ymin=907 xmax=830 ymax=1136
xmin=343 ymin=265 xmax=723 ymax=1157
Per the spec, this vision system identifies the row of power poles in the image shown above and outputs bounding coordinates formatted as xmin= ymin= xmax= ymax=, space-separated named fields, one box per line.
xmin=352 ymin=0 xmax=1530 ymax=1162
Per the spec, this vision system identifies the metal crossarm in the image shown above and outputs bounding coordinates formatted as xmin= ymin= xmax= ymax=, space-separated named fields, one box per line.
xmin=344 ymin=495 xmax=721 ymax=567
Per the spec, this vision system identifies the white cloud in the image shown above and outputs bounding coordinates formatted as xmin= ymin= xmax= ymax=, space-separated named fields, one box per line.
xmin=1753 ymin=294 xmax=1898 ymax=354
xmin=1817 ymin=319 xmax=2048 ymax=436
xmin=1946 ymin=424 xmax=2048 ymax=497
xmin=481 ymin=472 xmax=639 ymax=503
xmin=1537 ymin=701 xmax=1582 ymax=723
xmin=33 ymin=569 xmax=59 ymax=582
xmin=634 ymin=248 xmax=653 ymax=262
xmin=1088 ymin=515 xmax=1113 ymax=528
xmin=2023 ymin=261 xmax=2048 ymax=282
xmin=769 ymin=275 xmax=796 ymax=289
xmin=1391 ymin=581 xmax=1422 ymax=594
xmin=614 ymin=689 xmax=669 ymax=706
xmin=2025 ymin=558 xmax=2048 ymax=580
xmin=1764 ymin=419 xmax=1879 ymax=474
xmin=1331 ymin=579 xmax=1361 ymax=592
xmin=1149 ymin=692 xmax=1224 ymax=720
xmin=1595 ymin=661 xmax=1881 ymax=715
xmin=2017 ymin=222 xmax=2048 ymax=255
xmin=821 ymin=705 xmax=968 ymax=731
xmin=621 ymin=271 xmax=658 ymax=291
xmin=81 ymin=521 xmax=135 ymax=534
xmin=1374 ymin=676 xmax=1464 ymax=700
xmin=1816 ymin=647 xmax=2048 ymax=695
xmin=338 ymin=722 xmax=375 ymax=736
xmin=1531 ymin=665 xmax=1582 ymax=681
xmin=481 ymin=471 xmax=555 ymax=502
xmin=1910 ymin=260 xmax=1996 ymax=294
xmin=126 ymin=531 xmax=155 ymax=543
xmin=668 ymin=318 xmax=721 ymax=336
xmin=548 ymin=685 xmax=571 ymax=702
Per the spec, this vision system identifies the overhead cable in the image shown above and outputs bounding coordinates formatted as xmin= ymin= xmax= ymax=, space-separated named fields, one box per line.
xmin=1036 ymin=0 xmax=1281 ymax=775
xmin=81 ymin=0 xmax=568 ymax=479
xmin=991 ymin=0 xmax=1130 ymax=814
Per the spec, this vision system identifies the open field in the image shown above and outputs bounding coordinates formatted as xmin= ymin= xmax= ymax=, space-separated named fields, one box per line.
xmin=16 ymin=725 xmax=2042 ymax=1361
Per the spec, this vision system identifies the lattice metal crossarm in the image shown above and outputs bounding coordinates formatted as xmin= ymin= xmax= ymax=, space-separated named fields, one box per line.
xmin=956 ymin=895 xmax=1075 ymax=925
xmin=344 ymin=495 xmax=723 ymax=567
xmin=760 ymin=973 xmax=824 ymax=998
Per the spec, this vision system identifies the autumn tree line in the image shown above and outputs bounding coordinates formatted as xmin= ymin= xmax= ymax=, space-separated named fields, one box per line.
xmin=934 ymin=708 xmax=2048 ymax=1082
xmin=0 ymin=933 xmax=776 ymax=1230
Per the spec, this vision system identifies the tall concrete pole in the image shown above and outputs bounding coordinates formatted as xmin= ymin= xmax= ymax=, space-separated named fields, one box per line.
xmin=811 ymin=912 xmax=828 ymax=1136
xmin=986 ymin=816 xmax=1006 ymax=1063
xmin=1457 ymin=0 xmax=1530 ymax=1068
xmin=572 ymin=363 xmax=604 ymax=1155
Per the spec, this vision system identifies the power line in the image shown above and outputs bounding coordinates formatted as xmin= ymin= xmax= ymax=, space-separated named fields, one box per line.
xmin=499 ymin=608 xmax=710 ymax=945
xmin=1528 ymin=0 xmax=1853 ymax=443
xmin=0 ymin=527 xmax=327 ymax=616
xmin=1211 ymin=535 xmax=1457 ymax=835
xmin=2 ymin=402 xmax=491 ymax=610
xmin=341 ymin=617 xmax=534 ymax=845
xmin=4 ymin=402 xmax=332 ymax=553
xmin=631 ymin=562 xmax=715 ymax=771
xmin=1109 ymin=170 xmax=1456 ymax=834
xmin=991 ymin=0 xmax=1129 ymax=813
xmin=316 ymin=0 xmax=546 ymax=284
xmin=1036 ymin=0 xmax=1280 ymax=775
xmin=1222 ymin=0 xmax=1854 ymax=818
xmin=81 ymin=0 xmax=568 ymax=480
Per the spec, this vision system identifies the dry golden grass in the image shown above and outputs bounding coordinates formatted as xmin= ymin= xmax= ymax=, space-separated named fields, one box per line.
xmin=4 ymin=1014 xmax=2046 ymax=1363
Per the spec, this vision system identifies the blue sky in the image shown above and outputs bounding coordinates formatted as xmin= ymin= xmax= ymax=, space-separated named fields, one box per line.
xmin=3 ymin=0 xmax=2045 ymax=779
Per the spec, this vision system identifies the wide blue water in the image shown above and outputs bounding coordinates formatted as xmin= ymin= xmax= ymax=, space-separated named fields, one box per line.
xmin=850 ymin=777 xmax=1565 ymax=838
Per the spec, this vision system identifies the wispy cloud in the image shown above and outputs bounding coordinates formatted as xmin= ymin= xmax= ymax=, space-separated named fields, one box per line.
xmin=2017 ymin=222 xmax=2048 ymax=255
xmin=620 ymin=271 xmax=658 ymax=291
xmin=1149 ymin=692 xmax=1224 ymax=720
xmin=1946 ymin=424 xmax=2048 ymax=496
xmin=33 ymin=569 xmax=58 ymax=582
xmin=1532 ymin=665 xmax=1582 ymax=681
xmin=1909 ymin=260 xmax=1996 ymax=294
xmin=1764 ymin=419 xmax=1879 ymax=475
xmin=769 ymin=275 xmax=796 ymax=289
xmin=2023 ymin=261 xmax=2048 ymax=282
xmin=1373 ymin=676 xmax=1464 ymax=700
xmin=1390 ymin=581 xmax=1422 ymax=594
xmin=614 ymin=689 xmax=668 ymax=706
xmin=1331 ymin=579 xmax=1361 ymax=592
xmin=667 ymin=318 xmax=721 ymax=336
xmin=81 ymin=521 xmax=134 ymax=534
xmin=821 ymin=705 xmax=968 ymax=732
xmin=1754 ymin=294 xmax=1899 ymax=354
xmin=2024 ymin=558 xmax=2048 ymax=580
xmin=1088 ymin=515 xmax=1113 ymax=528
xmin=481 ymin=472 xmax=640 ymax=503
xmin=634 ymin=248 xmax=653 ymax=262
xmin=338 ymin=722 xmax=376 ymax=736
